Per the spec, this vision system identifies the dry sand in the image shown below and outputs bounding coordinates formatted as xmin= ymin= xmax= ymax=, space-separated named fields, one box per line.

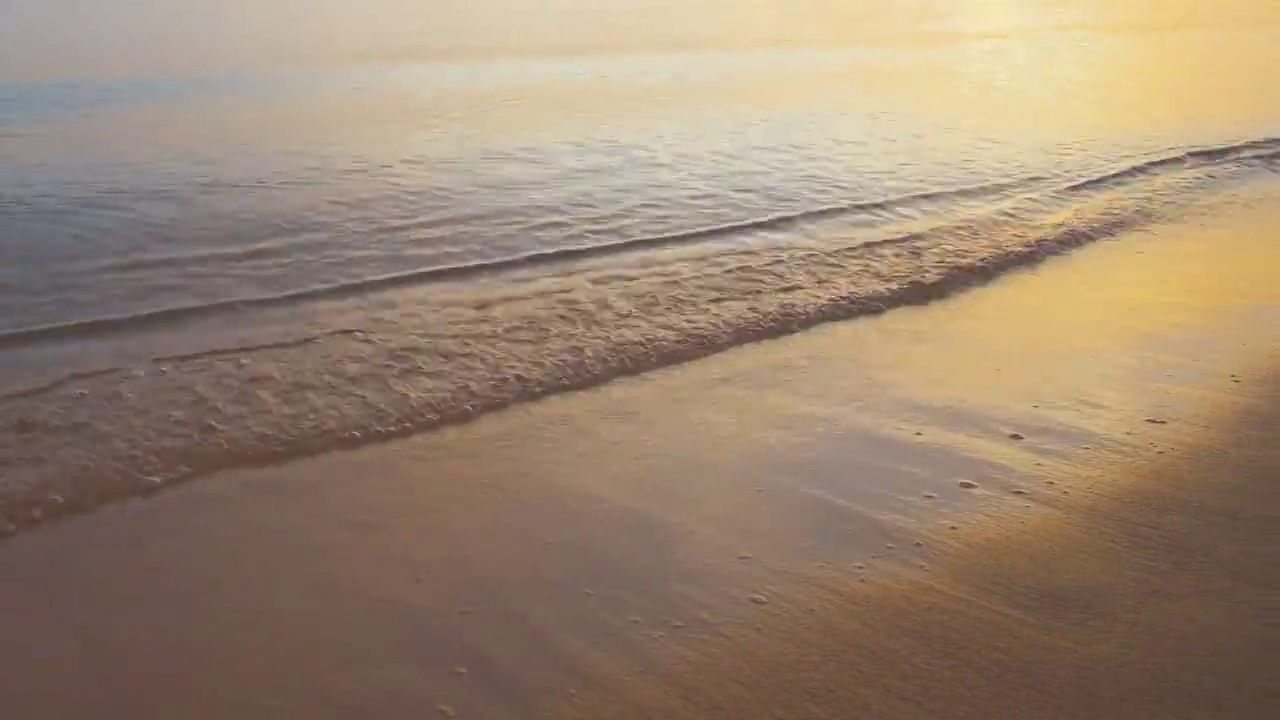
xmin=0 ymin=203 xmax=1276 ymax=718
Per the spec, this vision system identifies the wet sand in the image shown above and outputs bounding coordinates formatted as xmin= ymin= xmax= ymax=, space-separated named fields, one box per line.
xmin=0 ymin=205 xmax=1277 ymax=718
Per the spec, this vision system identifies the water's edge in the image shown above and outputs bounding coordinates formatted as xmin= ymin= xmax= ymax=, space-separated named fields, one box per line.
xmin=1 ymin=138 xmax=1277 ymax=538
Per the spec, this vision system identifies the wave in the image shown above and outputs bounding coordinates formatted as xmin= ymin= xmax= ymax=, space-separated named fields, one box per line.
xmin=0 ymin=177 xmax=1040 ymax=348
xmin=1 ymin=134 xmax=1278 ymax=535
xmin=1060 ymin=136 xmax=1280 ymax=194
xmin=0 ymin=328 xmax=372 ymax=401
xmin=5 ymin=136 xmax=1278 ymax=353
xmin=0 ymin=366 xmax=126 ymax=401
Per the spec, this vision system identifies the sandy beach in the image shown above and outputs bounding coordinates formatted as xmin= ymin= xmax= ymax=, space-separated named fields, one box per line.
xmin=1 ymin=201 xmax=1276 ymax=719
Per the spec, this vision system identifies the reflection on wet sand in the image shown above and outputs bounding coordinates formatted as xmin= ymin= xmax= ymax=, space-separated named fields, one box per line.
xmin=0 ymin=200 xmax=1275 ymax=718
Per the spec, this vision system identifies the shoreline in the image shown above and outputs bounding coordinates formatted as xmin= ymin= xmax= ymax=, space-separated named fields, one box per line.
xmin=3 ymin=160 xmax=1278 ymax=538
xmin=0 ymin=199 xmax=1276 ymax=717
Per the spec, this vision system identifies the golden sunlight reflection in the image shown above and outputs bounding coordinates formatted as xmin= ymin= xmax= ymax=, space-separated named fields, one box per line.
xmin=850 ymin=200 xmax=1280 ymax=406
xmin=6 ymin=0 xmax=1276 ymax=80
xmin=1 ymin=4 xmax=1278 ymax=716
xmin=60 ymin=0 xmax=1267 ymax=151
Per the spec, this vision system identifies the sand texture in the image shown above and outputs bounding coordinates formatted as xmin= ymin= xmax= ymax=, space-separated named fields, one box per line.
xmin=0 ymin=202 xmax=1276 ymax=718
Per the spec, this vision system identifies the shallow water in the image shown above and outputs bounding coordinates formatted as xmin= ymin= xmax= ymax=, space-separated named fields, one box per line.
xmin=1 ymin=0 xmax=1278 ymax=526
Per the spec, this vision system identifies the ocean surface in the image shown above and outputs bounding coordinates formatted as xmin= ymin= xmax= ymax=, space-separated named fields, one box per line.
xmin=2 ymin=0 xmax=1279 ymax=526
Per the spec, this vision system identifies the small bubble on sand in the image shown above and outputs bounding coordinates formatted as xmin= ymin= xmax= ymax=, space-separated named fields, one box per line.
xmin=1011 ymin=489 xmax=1030 ymax=496
xmin=914 ymin=540 xmax=925 ymax=548
xmin=436 ymin=705 xmax=457 ymax=718
xmin=958 ymin=480 xmax=979 ymax=489
xmin=738 ymin=553 xmax=754 ymax=560
xmin=237 ymin=358 xmax=251 ymax=367
xmin=157 ymin=366 xmax=168 ymax=374
xmin=853 ymin=563 xmax=867 ymax=570
xmin=583 ymin=588 xmax=595 ymax=596
xmin=749 ymin=594 xmax=770 ymax=606
xmin=1008 ymin=432 xmax=1026 ymax=440
xmin=669 ymin=620 xmax=686 ymax=629
xmin=923 ymin=492 xmax=938 ymax=499
xmin=30 ymin=507 xmax=43 ymax=521
xmin=1145 ymin=417 xmax=1169 ymax=425
xmin=885 ymin=543 xmax=896 ymax=550
xmin=454 ymin=666 xmax=468 ymax=677
xmin=71 ymin=389 xmax=88 ymax=398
